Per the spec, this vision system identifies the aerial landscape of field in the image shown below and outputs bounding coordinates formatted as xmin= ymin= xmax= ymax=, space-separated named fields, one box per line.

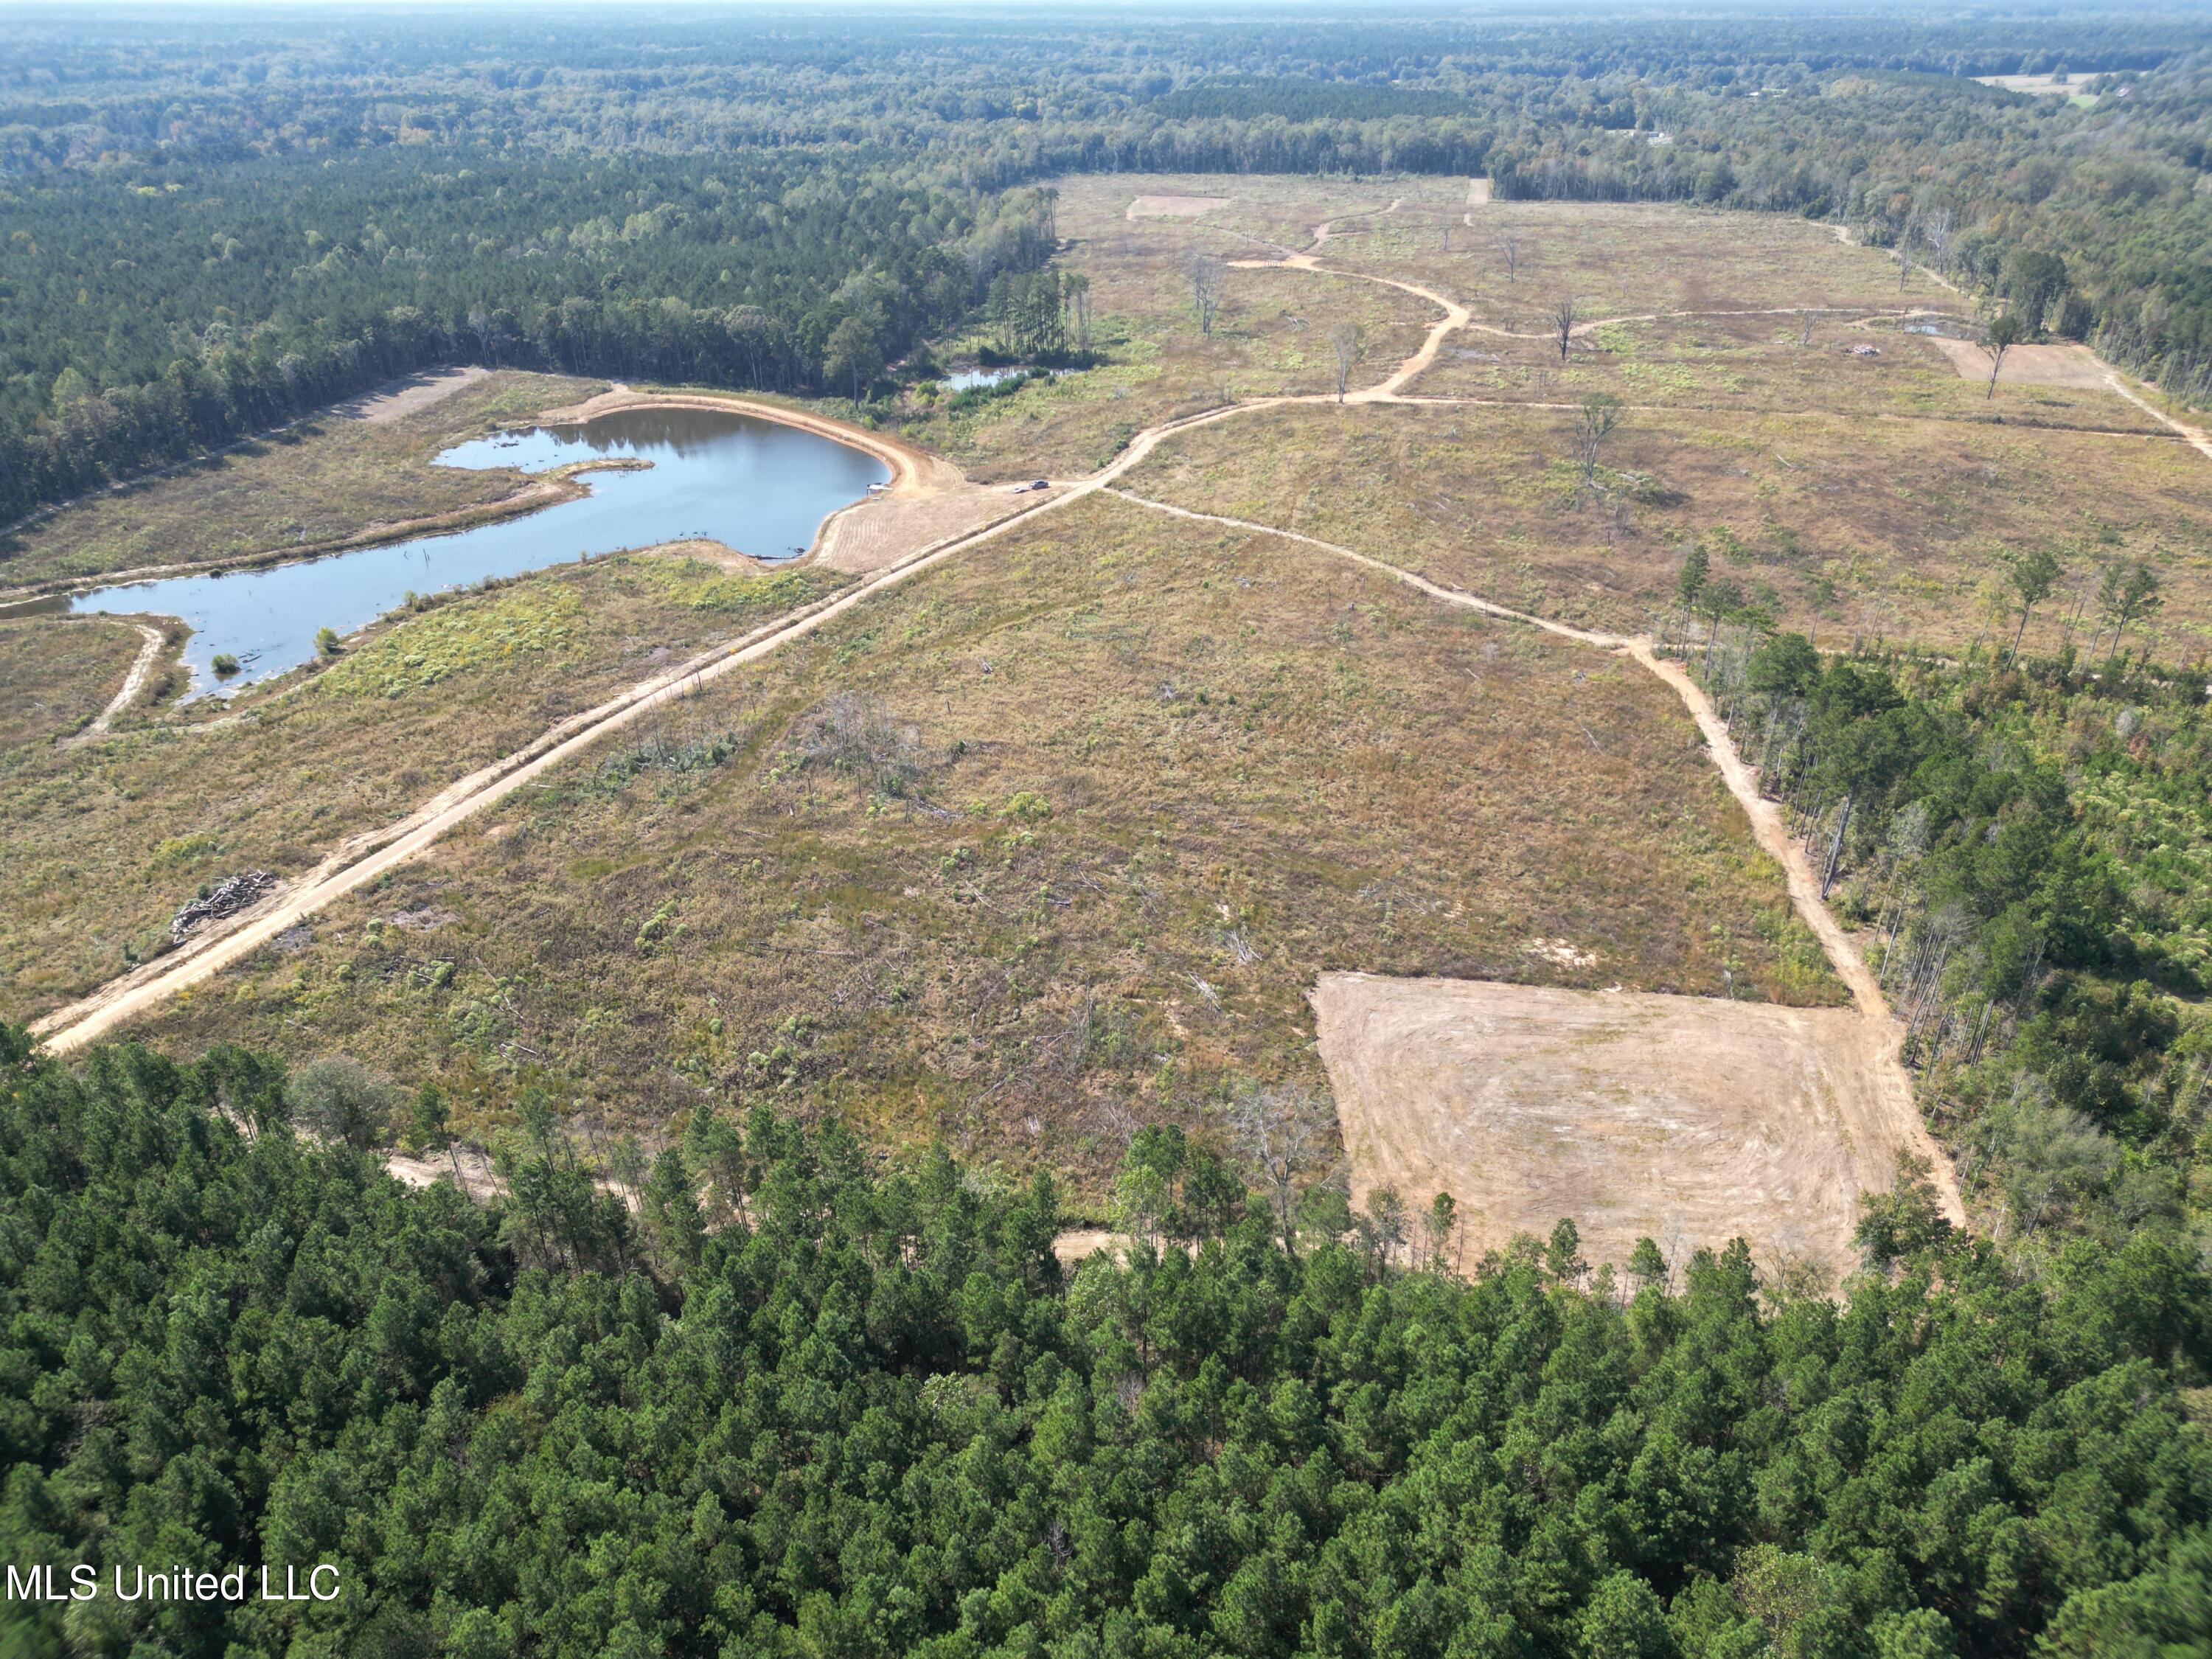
xmin=7 ymin=5 xmax=2212 ymax=1654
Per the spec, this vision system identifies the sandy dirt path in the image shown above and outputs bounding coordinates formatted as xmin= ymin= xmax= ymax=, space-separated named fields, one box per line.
xmin=1310 ymin=198 xmax=1400 ymax=250
xmin=2104 ymin=374 xmax=2212 ymax=462
xmin=74 ymin=622 xmax=164 ymax=740
xmin=31 ymin=229 xmax=2200 ymax=1204
xmin=1225 ymin=254 xmax=1471 ymax=399
xmin=29 ymin=489 xmax=1081 ymax=1054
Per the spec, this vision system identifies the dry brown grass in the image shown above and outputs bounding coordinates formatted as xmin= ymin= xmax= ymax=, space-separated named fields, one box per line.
xmin=0 ymin=556 xmax=841 ymax=1022
xmin=0 ymin=616 xmax=146 ymax=751
xmin=1 ymin=371 xmax=604 ymax=588
xmin=1124 ymin=400 xmax=2212 ymax=652
xmin=1417 ymin=313 xmax=2166 ymax=434
xmin=125 ymin=493 xmax=1837 ymax=1191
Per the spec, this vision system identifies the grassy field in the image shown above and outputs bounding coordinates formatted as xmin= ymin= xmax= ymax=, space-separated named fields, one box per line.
xmin=0 ymin=554 xmax=843 ymax=1020
xmin=0 ymin=371 xmax=603 ymax=588
xmin=1124 ymin=365 xmax=2211 ymax=653
xmin=0 ymin=616 xmax=146 ymax=749
xmin=126 ymin=494 xmax=1838 ymax=1194
xmin=1417 ymin=310 xmax=2168 ymax=434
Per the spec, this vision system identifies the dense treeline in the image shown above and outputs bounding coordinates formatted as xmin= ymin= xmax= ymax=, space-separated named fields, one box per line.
xmin=5 ymin=10 xmax=2212 ymax=529
xmin=4 ymin=1026 xmax=2212 ymax=1658
xmin=1484 ymin=58 xmax=2212 ymax=398
xmin=1688 ymin=574 xmax=2212 ymax=1254
xmin=0 ymin=147 xmax=1055 ymax=525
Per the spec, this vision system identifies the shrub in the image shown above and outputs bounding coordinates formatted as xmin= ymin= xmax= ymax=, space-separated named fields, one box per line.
xmin=778 ymin=692 xmax=925 ymax=797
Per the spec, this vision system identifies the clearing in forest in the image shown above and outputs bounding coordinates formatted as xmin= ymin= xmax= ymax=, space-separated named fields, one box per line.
xmin=1314 ymin=972 xmax=1933 ymax=1284
xmin=1925 ymin=336 xmax=2112 ymax=390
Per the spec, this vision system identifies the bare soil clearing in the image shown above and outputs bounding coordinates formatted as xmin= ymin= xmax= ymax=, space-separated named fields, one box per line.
xmin=1315 ymin=973 xmax=1930 ymax=1283
xmin=341 ymin=365 xmax=492 ymax=424
xmin=1127 ymin=195 xmax=1230 ymax=220
xmin=1928 ymin=337 xmax=2112 ymax=390
xmin=1103 ymin=483 xmax=1965 ymax=1224
xmin=815 ymin=486 xmax=1051 ymax=574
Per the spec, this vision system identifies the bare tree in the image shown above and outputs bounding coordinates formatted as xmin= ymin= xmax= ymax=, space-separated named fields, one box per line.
xmin=1065 ymin=271 xmax=1093 ymax=353
xmin=1230 ymin=1080 xmax=1326 ymax=1253
xmin=1500 ymin=229 xmax=1523 ymax=282
xmin=1187 ymin=249 xmax=1224 ymax=335
xmin=1328 ymin=322 xmax=1363 ymax=402
xmin=1571 ymin=392 xmax=1622 ymax=489
xmin=1551 ymin=291 xmax=1578 ymax=362
xmin=1797 ymin=308 xmax=1823 ymax=347
xmin=1894 ymin=201 xmax=1919 ymax=292
xmin=1922 ymin=204 xmax=1956 ymax=275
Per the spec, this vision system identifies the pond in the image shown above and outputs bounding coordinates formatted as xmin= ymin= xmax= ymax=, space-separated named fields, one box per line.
xmin=69 ymin=405 xmax=887 ymax=698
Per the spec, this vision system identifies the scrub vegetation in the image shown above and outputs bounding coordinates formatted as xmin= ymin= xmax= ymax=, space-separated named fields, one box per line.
xmin=130 ymin=497 xmax=1832 ymax=1184
xmin=0 ymin=556 xmax=844 ymax=1023
xmin=0 ymin=616 xmax=145 ymax=749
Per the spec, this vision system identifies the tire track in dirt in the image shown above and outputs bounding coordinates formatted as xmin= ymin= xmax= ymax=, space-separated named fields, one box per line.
xmin=60 ymin=622 xmax=164 ymax=747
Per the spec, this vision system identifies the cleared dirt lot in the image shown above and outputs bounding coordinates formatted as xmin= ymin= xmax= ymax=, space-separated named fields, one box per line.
xmin=1315 ymin=972 xmax=1932 ymax=1283
xmin=1928 ymin=336 xmax=2113 ymax=390
xmin=339 ymin=365 xmax=491 ymax=424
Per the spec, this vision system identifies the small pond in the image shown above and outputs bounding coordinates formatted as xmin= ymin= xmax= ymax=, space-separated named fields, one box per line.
xmin=70 ymin=405 xmax=887 ymax=698
xmin=944 ymin=368 xmax=1025 ymax=392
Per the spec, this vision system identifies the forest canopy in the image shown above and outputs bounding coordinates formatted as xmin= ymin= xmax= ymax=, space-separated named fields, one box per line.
xmin=4 ymin=7 xmax=2212 ymax=528
xmin=4 ymin=1026 xmax=2212 ymax=1658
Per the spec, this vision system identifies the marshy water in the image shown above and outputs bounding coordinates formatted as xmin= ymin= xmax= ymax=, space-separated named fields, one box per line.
xmin=69 ymin=406 xmax=887 ymax=697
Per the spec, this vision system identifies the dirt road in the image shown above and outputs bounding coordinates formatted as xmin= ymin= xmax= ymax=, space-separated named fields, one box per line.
xmin=29 ymin=487 xmax=1075 ymax=1053
xmin=29 ymin=196 xmax=2200 ymax=1231
xmin=1107 ymin=485 xmax=1964 ymax=1224
xmin=64 ymin=622 xmax=164 ymax=744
